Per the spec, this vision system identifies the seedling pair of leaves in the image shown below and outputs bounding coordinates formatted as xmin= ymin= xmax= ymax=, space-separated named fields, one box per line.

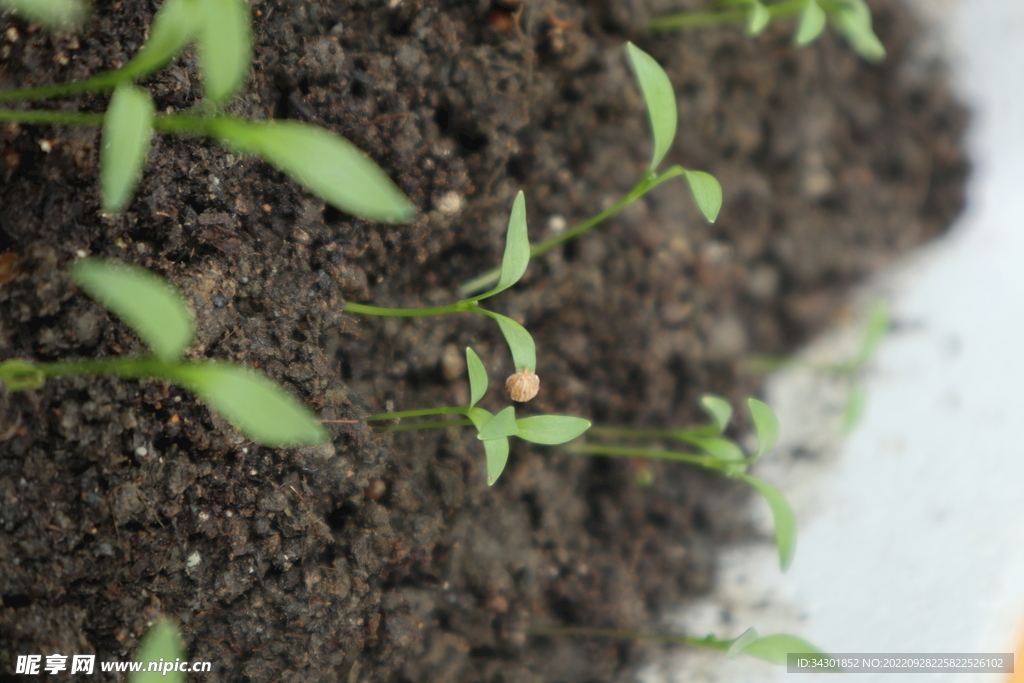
xmin=0 ymin=258 xmax=327 ymax=447
xmin=649 ymin=0 xmax=886 ymax=63
xmin=459 ymin=42 xmax=723 ymax=295
xmin=365 ymin=347 xmax=590 ymax=485
xmin=345 ymin=191 xmax=539 ymax=379
xmin=0 ymin=0 xmax=414 ymax=222
xmin=528 ymin=625 xmax=827 ymax=666
xmin=573 ymin=395 xmax=797 ymax=571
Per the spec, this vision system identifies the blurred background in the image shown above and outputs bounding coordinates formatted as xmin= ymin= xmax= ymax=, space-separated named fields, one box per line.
xmin=644 ymin=1 xmax=1024 ymax=680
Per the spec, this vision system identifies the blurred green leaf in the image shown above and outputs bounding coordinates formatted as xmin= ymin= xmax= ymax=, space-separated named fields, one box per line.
xmin=855 ymin=300 xmax=889 ymax=367
xmin=208 ymin=118 xmax=415 ymax=223
xmin=482 ymin=191 xmax=530 ymax=298
xmin=466 ymin=347 xmax=488 ymax=408
xmin=483 ymin=436 xmax=509 ymax=486
xmin=515 ymin=415 xmax=591 ymax=445
xmin=737 ymin=473 xmax=796 ymax=571
xmin=130 ymin=618 xmax=184 ymax=683
xmin=683 ymin=435 xmax=745 ymax=462
xmin=467 ymin=406 xmax=494 ymax=431
xmin=169 ymin=361 xmax=328 ymax=446
xmin=842 ymin=380 xmax=866 ymax=435
xmin=0 ymin=0 xmax=87 ymax=30
xmin=626 ymin=42 xmax=677 ymax=172
xmin=748 ymin=398 xmax=779 ymax=461
xmin=830 ymin=0 xmax=886 ymax=63
xmin=477 ymin=405 xmax=518 ymax=441
xmin=486 ymin=312 xmax=537 ymax=373
xmin=119 ymin=0 xmax=197 ymax=82
xmin=699 ymin=393 xmax=732 ymax=433
xmin=100 ymin=85 xmax=155 ymax=213
xmin=726 ymin=627 xmax=758 ymax=659
xmin=196 ymin=0 xmax=251 ymax=103
xmin=71 ymin=258 xmax=194 ymax=361
xmin=741 ymin=633 xmax=829 ymax=665
xmin=794 ymin=0 xmax=826 ymax=46
xmin=684 ymin=170 xmax=722 ymax=223
xmin=746 ymin=1 xmax=770 ymax=35
xmin=0 ymin=359 xmax=44 ymax=391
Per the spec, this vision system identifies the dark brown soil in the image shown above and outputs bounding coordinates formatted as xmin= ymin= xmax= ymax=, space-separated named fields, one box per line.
xmin=1 ymin=0 xmax=966 ymax=681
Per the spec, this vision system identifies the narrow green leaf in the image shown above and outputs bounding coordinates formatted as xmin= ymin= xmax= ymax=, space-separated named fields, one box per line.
xmin=119 ymin=0 xmax=198 ymax=82
xmin=699 ymin=394 xmax=732 ymax=433
xmin=736 ymin=473 xmax=796 ymax=571
xmin=483 ymin=436 xmax=510 ymax=486
xmin=169 ymin=361 xmax=328 ymax=446
xmin=841 ymin=381 xmax=866 ymax=435
xmin=196 ymin=0 xmax=252 ymax=103
xmin=0 ymin=359 xmax=45 ymax=391
xmin=794 ymin=0 xmax=827 ymax=46
xmin=748 ymin=398 xmax=779 ymax=461
xmin=466 ymin=347 xmax=488 ymax=408
xmin=855 ymin=300 xmax=889 ymax=366
xmin=71 ymin=258 xmax=194 ymax=361
xmin=625 ymin=42 xmax=677 ymax=172
xmin=746 ymin=1 xmax=771 ymax=35
xmin=682 ymin=435 xmax=745 ymax=462
xmin=741 ymin=633 xmax=829 ymax=665
xmin=0 ymin=0 xmax=87 ymax=30
xmin=515 ymin=415 xmax=591 ymax=445
xmin=100 ymin=85 xmax=155 ymax=213
xmin=481 ymin=191 xmax=530 ymax=299
xmin=485 ymin=312 xmax=537 ymax=373
xmin=830 ymin=0 xmax=886 ymax=63
xmin=130 ymin=618 xmax=184 ymax=683
xmin=467 ymin=406 xmax=495 ymax=432
xmin=477 ymin=405 xmax=518 ymax=441
xmin=726 ymin=628 xmax=759 ymax=659
xmin=208 ymin=118 xmax=415 ymax=223
xmin=684 ymin=170 xmax=722 ymax=223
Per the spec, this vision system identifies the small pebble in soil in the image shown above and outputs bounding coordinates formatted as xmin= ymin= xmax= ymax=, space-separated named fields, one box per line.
xmin=212 ymin=294 xmax=228 ymax=308
xmin=363 ymin=478 xmax=387 ymax=500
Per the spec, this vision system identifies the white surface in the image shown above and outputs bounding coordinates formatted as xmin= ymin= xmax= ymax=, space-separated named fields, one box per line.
xmin=642 ymin=1 xmax=1024 ymax=681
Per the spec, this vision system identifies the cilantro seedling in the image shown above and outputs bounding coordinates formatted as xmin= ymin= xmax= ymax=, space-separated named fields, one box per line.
xmin=0 ymin=257 xmax=328 ymax=447
xmin=747 ymin=300 xmax=888 ymax=434
xmin=0 ymin=0 xmax=414 ymax=221
xmin=459 ymin=42 xmax=722 ymax=296
xmin=346 ymin=192 xmax=542 ymax=399
xmin=528 ymin=625 xmax=829 ymax=666
xmin=568 ymin=395 xmax=797 ymax=571
xmin=130 ymin=617 xmax=186 ymax=683
xmin=650 ymin=0 xmax=885 ymax=63
xmin=365 ymin=347 xmax=590 ymax=485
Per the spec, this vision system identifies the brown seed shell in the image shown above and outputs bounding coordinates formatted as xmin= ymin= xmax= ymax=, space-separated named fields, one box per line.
xmin=505 ymin=368 xmax=540 ymax=402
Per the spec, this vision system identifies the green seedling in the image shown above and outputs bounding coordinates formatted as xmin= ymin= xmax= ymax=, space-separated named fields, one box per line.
xmin=0 ymin=0 xmax=88 ymax=30
xmin=130 ymin=617 xmax=186 ymax=683
xmin=0 ymin=257 xmax=328 ymax=447
xmin=747 ymin=300 xmax=888 ymax=434
xmin=650 ymin=0 xmax=885 ymax=63
xmin=569 ymin=395 xmax=796 ymax=571
xmin=528 ymin=625 xmax=829 ymax=666
xmin=0 ymin=0 xmax=414 ymax=221
xmin=459 ymin=42 xmax=722 ymax=296
xmin=365 ymin=347 xmax=590 ymax=485
xmin=346 ymin=191 xmax=541 ymax=396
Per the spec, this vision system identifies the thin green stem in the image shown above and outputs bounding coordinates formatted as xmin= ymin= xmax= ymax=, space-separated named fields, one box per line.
xmin=564 ymin=442 xmax=724 ymax=470
xmin=588 ymin=424 xmax=699 ymax=440
xmin=0 ymin=109 xmax=104 ymax=126
xmin=344 ymin=301 xmax=474 ymax=317
xmin=382 ymin=418 xmax=474 ymax=433
xmin=36 ymin=355 xmax=176 ymax=380
xmin=0 ymin=69 xmax=127 ymax=103
xmin=649 ymin=0 xmax=806 ymax=30
xmin=459 ymin=168 xmax=687 ymax=296
xmin=365 ymin=405 xmax=469 ymax=421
